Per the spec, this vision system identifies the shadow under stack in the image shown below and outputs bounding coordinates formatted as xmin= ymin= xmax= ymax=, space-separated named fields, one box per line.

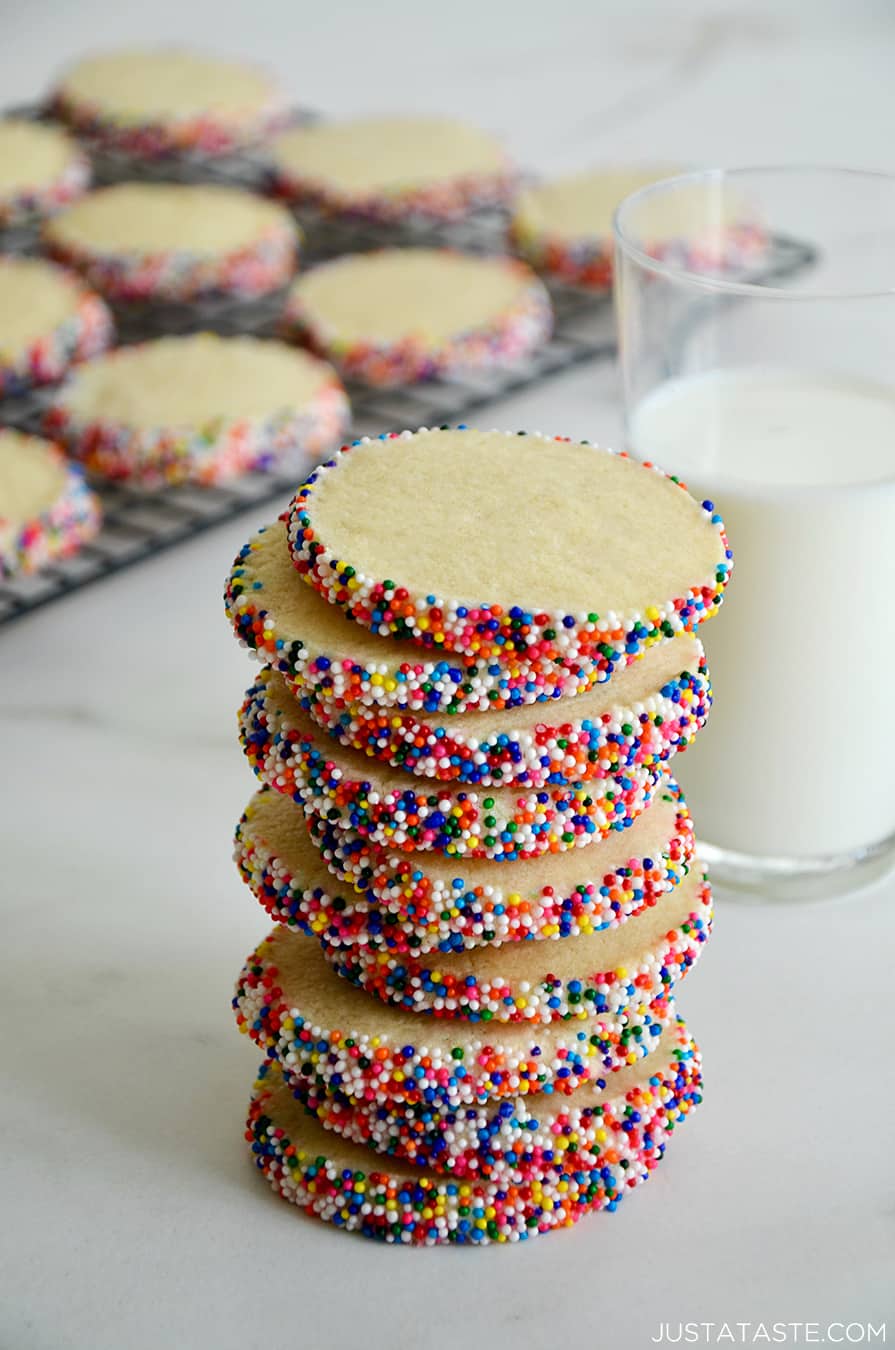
xmin=225 ymin=425 xmax=732 ymax=1245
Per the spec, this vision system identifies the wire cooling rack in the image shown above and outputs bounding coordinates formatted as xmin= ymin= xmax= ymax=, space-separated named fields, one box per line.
xmin=0 ymin=108 xmax=817 ymax=626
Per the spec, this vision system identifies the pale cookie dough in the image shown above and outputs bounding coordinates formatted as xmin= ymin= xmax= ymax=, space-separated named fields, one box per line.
xmin=239 ymin=666 xmax=660 ymax=862
xmin=324 ymin=863 xmax=711 ymax=1021
xmin=285 ymin=426 xmax=732 ymax=668
xmin=226 ymin=521 xmax=628 ymax=716
xmin=0 ymin=428 xmax=101 ymax=578
xmin=44 ymin=333 xmax=349 ymax=487
xmin=284 ymin=1013 xmax=702 ymax=1183
xmin=43 ymin=182 xmax=299 ymax=301
xmin=269 ymin=116 xmax=515 ymax=223
xmin=234 ymin=773 xmax=696 ymax=952
xmin=0 ymin=255 xmax=112 ymax=399
xmin=0 ymin=119 xmax=90 ymax=227
xmin=510 ymin=167 xmax=678 ymax=289
xmin=248 ymin=1018 xmax=701 ymax=1242
xmin=234 ymin=924 xmax=676 ymax=1107
xmin=282 ymin=248 xmax=551 ymax=386
xmin=52 ymin=48 xmax=288 ymax=158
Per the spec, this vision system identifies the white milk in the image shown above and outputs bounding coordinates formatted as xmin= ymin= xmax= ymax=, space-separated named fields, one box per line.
xmin=629 ymin=367 xmax=895 ymax=861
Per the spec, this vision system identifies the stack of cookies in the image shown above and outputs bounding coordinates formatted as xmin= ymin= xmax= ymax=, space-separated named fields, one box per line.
xmin=224 ymin=425 xmax=732 ymax=1245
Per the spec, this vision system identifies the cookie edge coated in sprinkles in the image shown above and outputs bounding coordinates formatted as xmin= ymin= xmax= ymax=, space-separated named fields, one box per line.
xmin=232 ymin=775 xmax=697 ymax=954
xmin=284 ymin=426 xmax=733 ymax=667
xmin=281 ymin=251 xmax=552 ymax=389
xmin=232 ymin=926 xmax=675 ymax=1107
xmin=225 ymin=522 xmax=632 ymax=716
xmin=278 ymin=1013 xmax=702 ymax=1183
xmin=237 ymin=667 xmax=661 ymax=862
xmin=245 ymin=1022 xmax=701 ymax=1242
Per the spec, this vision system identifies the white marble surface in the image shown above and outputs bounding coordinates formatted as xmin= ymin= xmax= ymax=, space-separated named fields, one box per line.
xmin=2 ymin=5 xmax=894 ymax=1348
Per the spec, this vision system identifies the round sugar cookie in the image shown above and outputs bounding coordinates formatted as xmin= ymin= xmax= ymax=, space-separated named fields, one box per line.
xmin=0 ymin=119 xmax=90 ymax=227
xmin=0 ymin=256 xmax=113 ymax=400
xmin=0 ymin=428 xmax=101 ymax=578
xmin=282 ymin=249 xmax=551 ymax=388
xmin=284 ymin=1014 xmax=701 ymax=1182
xmin=234 ymin=924 xmax=674 ymax=1107
xmin=44 ymin=334 xmax=349 ymax=487
xmin=509 ymin=167 xmax=678 ymax=290
xmin=52 ymin=48 xmax=288 ymax=158
xmin=269 ymin=117 xmax=515 ymax=224
xmin=235 ymin=773 xmax=695 ymax=953
xmin=248 ymin=1026 xmax=699 ymax=1243
xmin=239 ymin=667 xmax=660 ymax=862
xmin=285 ymin=427 xmax=732 ymax=668
xmin=302 ymin=631 xmax=709 ymax=789
xmin=43 ymin=182 xmax=299 ymax=302
xmin=226 ymin=522 xmax=627 ymax=716
xmin=322 ymin=864 xmax=710 ymax=1022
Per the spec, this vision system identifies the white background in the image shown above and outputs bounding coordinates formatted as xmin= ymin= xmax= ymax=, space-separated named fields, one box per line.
xmin=1 ymin=3 xmax=894 ymax=1348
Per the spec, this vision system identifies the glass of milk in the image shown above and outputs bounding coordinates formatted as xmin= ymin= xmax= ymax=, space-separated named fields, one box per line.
xmin=614 ymin=167 xmax=895 ymax=901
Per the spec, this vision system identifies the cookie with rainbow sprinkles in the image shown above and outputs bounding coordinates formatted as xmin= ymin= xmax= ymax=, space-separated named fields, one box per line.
xmin=234 ymin=773 xmax=696 ymax=953
xmin=0 ymin=255 xmax=112 ymax=400
xmin=300 ymin=630 xmax=709 ymax=789
xmin=320 ymin=864 xmax=711 ymax=1022
xmin=247 ymin=1015 xmax=700 ymax=1244
xmin=284 ymin=427 xmax=732 ymax=668
xmin=509 ymin=166 xmax=679 ymax=290
xmin=43 ymin=182 xmax=299 ymax=302
xmin=0 ymin=428 xmax=101 ymax=579
xmin=44 ymin=333 xmax=349 ymax=488
xmin=51 ymin=48 xmax=288 ymax=158
xmin=226 ymin=521 xmax=629 ymax=716
xmin=234 ymin=925 xmax=674 ymax=1106
xmin=269 ymin=116 xmax=516 ymax=224
xmin=239 ymin=667 xmax=660 ymax=862
xmin=282 ymin=249 xmax=551 ymax=388
xmin=276 ymin=1012 xmax=701 ymax=1185
xmin=0 ymin=119 xmax=90 ymax=227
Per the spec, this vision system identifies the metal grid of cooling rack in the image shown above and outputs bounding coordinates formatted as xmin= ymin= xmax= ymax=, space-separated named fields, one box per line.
xmin=0 ymin=105 xmax=817 ymax=626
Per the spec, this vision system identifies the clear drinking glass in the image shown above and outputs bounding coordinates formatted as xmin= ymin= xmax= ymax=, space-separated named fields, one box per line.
xmin=613 ymin=167 xmax=895 ymax=901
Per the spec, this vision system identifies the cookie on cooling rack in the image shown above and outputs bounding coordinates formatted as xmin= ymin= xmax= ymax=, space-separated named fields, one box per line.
xmin=282 ymin=248 xmax=551 ymax=387
xmin=0 ymin=427 xmax=101 ymax=579
xmin=43 ymin=182 xmax=299 ymax=302
xmin=44 ymin=333 xmax=349 ymax=487
xmin=51 ymin=48 xmax=289 ymax=158
xmin=0 ymin=255 xmax=112 ymax=400
xmin=509 ymin=167 xmax=678 ymax=290
xmin=0 ymin=119 xmax=90 ymax=228
xmin=269 ymin=116 xmax=516 ymax=224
